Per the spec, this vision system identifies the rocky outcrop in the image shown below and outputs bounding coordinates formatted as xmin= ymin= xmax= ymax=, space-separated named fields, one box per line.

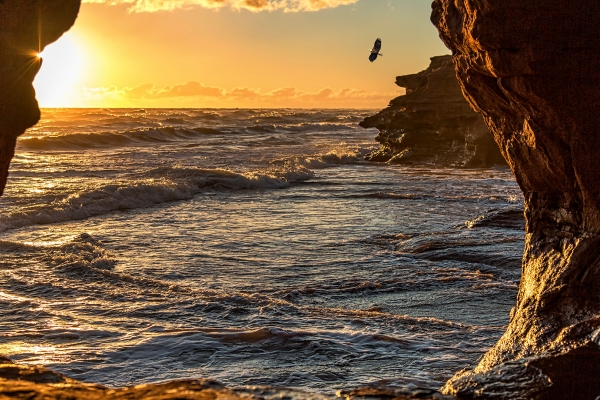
xmin=431 ymin=0 xmax=600 ymax=398
xmin=0 ymin=0 xmax=80 ymax=195
xmin=360 ymin=55 xmax=505 ymax=167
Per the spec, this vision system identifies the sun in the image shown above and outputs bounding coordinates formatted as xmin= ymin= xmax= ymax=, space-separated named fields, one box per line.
xmin=33 ymin=32 xmax=86 ymax=107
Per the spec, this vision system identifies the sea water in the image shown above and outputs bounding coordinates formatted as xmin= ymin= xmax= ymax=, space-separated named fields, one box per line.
xmin=0 ymin=108 xmax=523 ymax=393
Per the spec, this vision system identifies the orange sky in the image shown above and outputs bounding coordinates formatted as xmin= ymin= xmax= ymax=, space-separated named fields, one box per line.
xmin=33 ymin=0 xmax=449 ymax=108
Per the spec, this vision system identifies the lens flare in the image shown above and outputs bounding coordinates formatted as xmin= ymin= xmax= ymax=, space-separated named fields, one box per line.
xmin=33 ymin=32 xmax=85 ymax=107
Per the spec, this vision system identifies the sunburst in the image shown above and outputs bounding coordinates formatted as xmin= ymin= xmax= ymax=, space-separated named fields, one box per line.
xmin=33 ymin=32 xmax=85 ymax=107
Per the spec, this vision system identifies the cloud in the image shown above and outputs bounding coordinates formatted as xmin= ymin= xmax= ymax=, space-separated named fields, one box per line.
xmin=228 ymin=87 xmax=261 ymax=98
xmin=123 ymin=83 xmax=155 ymax=99
xmin=154 ymin=82 xmax=224 ymax=98
xmin=120 ymin=82 xmax=224 ymax=98
xmin=82 ymin=0 xmax=359 ymax=12
xmin=81 ymin=81 xmax=401 ymax=107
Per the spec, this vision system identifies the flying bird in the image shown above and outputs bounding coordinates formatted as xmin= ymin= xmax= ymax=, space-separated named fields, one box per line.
xmin=369 ymin=38 xmax=383 ymax=62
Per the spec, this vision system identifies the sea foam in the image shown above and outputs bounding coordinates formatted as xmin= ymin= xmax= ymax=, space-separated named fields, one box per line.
xmin=0 ymin=166 xmax=313 ymax=232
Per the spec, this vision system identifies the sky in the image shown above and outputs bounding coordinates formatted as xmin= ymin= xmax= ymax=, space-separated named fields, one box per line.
xmin=33 ymin=0 xmax=449 ymax=108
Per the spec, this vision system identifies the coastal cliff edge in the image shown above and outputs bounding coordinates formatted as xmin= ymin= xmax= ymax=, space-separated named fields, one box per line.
xmin=360 ymin=55 xmax=505 ymax=168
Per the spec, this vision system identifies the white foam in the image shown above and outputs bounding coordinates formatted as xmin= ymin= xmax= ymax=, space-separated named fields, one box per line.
xmin=272 ymin=147 xmax=371 ymax=169
xmin=0 ymin=166 xmax=314 ymax=232
xmin=50 ymin=233 xmax=117 ymax=271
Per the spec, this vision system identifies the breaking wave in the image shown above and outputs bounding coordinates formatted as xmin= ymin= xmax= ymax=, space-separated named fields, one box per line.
xmin=0 ymin=166 xmax=313 ymax=232
xmin=271 ymin=148 xmax=372 ymax=169
xmin=18 ymin=127 xmax=225 ymax=150
xmin=19 ymin=122 xmax=358 ymax=151
xmin=465 ymin=207 xmax=525 ymax=230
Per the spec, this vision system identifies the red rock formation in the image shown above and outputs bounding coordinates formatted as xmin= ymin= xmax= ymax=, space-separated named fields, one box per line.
xmin=0 ymin=0 xmax=80 ymax=195
xmin=360 ymin=55 xmax=505 ymax=167
xmin=432 ymin=0 xmax=600 ymax=397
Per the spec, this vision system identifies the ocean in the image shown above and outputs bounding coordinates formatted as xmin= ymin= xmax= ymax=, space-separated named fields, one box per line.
xmin=0 ymin=108 xmax=523 ymax=393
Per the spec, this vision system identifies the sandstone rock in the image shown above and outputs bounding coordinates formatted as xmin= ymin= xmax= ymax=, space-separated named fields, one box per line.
xmin=360 ymin=55 xmax=505 ymax=167
xmin=0 ymin=0 xmax=80 ymax=195
xmin=431 ymin=0 xmax=600 ymax=397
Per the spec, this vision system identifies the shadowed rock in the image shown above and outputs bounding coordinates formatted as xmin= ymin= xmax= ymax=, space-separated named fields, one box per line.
xmin=360 ymin=55 xmax=505 ymax=167
xmin=431 ymin=0 xmax=600 ymax=397
xmin=0 ymin=0 xmax=80 ymax=195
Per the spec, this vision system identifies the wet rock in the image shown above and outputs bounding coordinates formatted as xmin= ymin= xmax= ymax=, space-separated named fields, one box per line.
xmin=443 ymin=342 xmax=600 ymax=399
xmin=432 ymin=0 xmax=600 ymax=397
xmin=360 ymin=55 xmax=505 ymax=167
xmin=0 ymin=0 xmax=80 ymax=195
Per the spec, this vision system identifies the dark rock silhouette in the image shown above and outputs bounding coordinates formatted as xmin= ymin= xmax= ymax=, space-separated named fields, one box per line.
xmin=432 ymin=0 xmax=600 ymax=398
xmin=0 ymin=0 xmax=80 ymax=195
xmin=360 ymin=55 xmax=505 ymax=167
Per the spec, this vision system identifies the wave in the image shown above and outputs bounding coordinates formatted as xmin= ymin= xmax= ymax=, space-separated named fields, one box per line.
xmin=346 ymin=190 xmax=521 ymax=204
xmin=3 ymin=233 xmax=474 ymax=331
xmin=242 ymin=122 xmax=355 ymax=134
xmin=17 ymin=126 xmax=225 ymax=150
xmin=162 ymin=117 xmax=188 ymax=124
xmin=0 ymin=240 xmax=44 ymax=252
xmin=49 ymin=321 xmax=479 ymax=388
xmin=49 ymin=233 xmax=117 ymax=272
xmin=465 ymin=207 xmax=525 ymax=230
xmin=271 ymin=148 xmax=371 ymax=169
xmin=275 ymin=265 xmax=517 ymax=300
xmin=0 ymin=166 xmax=313 ymax=232
xmin=156 ymin=326 xmax=418 ymax=346
xmin=247 ymin=109 xmax=372 ymax=122
xmin=277 ymin=122 xmax=355 ymax=132
xmin=393 ymin=229 xmax=523 ymax=270
xmin=18 ymin=122 xmax=357 ymax=151
xmin=359 ymin=192 xmax=426 ymax=200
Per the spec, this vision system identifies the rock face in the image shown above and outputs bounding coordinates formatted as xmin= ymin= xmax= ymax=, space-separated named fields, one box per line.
xmin=0 ymin=0 xmax=80 ymax=195
xmin=360 ymin=55 xmax=505 ymax=167
xmin=432 ymin=0 xmax=600 ymax=398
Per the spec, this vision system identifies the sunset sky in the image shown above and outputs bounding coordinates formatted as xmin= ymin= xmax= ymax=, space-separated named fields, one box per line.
xmin=33 ymin=0 xmax=449 ymax=108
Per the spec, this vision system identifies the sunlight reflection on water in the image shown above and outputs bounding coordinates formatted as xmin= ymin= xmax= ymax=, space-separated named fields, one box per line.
xmin=0 ymin=109 xmax=524 ymax=392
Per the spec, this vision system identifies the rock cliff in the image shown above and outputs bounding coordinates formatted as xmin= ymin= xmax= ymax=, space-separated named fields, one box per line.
xmin=431 ymin=0 xmax=600 ymax=398
xmin=0 ymin=0 xmax=80 ymax=195
xmin=360 ymin=55 xmax=505 ymax=167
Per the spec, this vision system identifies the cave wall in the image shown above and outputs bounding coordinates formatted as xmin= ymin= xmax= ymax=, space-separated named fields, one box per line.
xmin=431 ymin=0 xmax=600 ymax=397
xmin=0 ymin=0 xmax=80 ymax=195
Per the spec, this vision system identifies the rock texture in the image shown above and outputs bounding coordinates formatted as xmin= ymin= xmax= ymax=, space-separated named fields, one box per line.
xmin=431 ymin=0 xmax=600 ymax=398
xmin=0 ymin=0 xmax=80 ymax=195
xmin=360 ymin=55 xmax=505 ymax=167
